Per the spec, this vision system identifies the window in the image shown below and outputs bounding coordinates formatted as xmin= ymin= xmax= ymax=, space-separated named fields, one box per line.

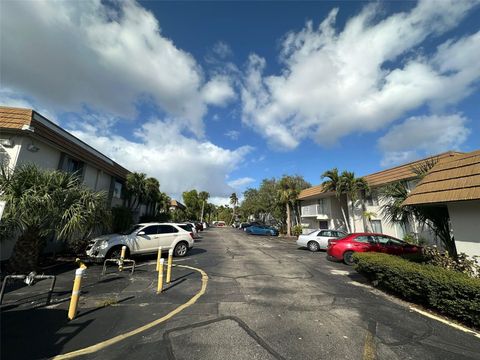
xmin=142 ymin=226 xmax=159 ymax=235
xmin=365 ymin=191 xmax=379 ymax=206
xmin=355 ymin=235 xmax=374 ymax=243
xmin=319 ymin=220 xmax=329 ymax=229
xmin=179 ymin=224 xmax=193 ymax=232
xmin=371 ymin=220 xmax=383 ymax=233
xmin=319 ymin=230 xmax=332 ymax=237
xmin=113 ymin=181 xmax=123 ymax=199
xmin=375 ymin=235 xmax=391 ymax=245
xmin=334 ymin=231 xmax=346 ymax=237
xmin=66 ymin=158 xmax=84 ymax=174
xmin=317 ymin=199 xmax=326 ymax=214
xmin=158 ymin=225 xmax=178 ymax=234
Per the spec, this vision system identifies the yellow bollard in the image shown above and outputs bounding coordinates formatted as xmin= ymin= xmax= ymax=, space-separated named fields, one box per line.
xmin=156 ymin=246 xmax=162 ymax=271
xmin=119 ymin=246 xmax=127 ymax=272
xmin=166 ymin=248 xmax=173 ymax=284
xmin=157 ymin=258 xmax=165 ymax=294
xmin=68 ymin=267 xmax=86 ymax=320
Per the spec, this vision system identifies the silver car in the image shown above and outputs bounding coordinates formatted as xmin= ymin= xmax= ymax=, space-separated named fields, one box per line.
xmin=86 ymin=222 xmax=194 ymax=260
xmin=296 ymin=229 xmax=347 ymax=252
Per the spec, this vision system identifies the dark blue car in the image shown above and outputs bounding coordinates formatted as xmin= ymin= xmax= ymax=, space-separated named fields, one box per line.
xmin=245 ymin=225 xmax=279 ymax=236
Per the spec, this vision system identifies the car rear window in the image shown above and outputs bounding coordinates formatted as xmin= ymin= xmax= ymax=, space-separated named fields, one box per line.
xmin=179 ymin=225 xmax=191 ymax=232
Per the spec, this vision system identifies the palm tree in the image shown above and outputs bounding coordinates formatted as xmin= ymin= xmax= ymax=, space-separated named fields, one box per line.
xmin=339 ymin=171 xmax=369 ymax=232
xmin=362 ymin=211 xmax=377 ymax=232
xmin=144 ymin=177 xmax=160 ymax=216
xmin=379 ymin=158 xmax=457 ymax=257
xmin=321 ymin=168 xmax=350 ymax=233
xmin=199 ymin=191 xmax=210 ymax=222
xmin=0 ymin=164 xmax=110 ymax=272
xmin=277 ymin=177 xmax=299 ymax=236
xmin=125 ymin=172 xmax=147 ymax=211
xmin=230 ymin=192 xmax=238 ymax=224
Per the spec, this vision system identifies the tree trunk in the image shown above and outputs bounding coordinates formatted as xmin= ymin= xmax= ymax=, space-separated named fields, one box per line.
xmin=350 ymin=202 xmax=356 ymax=232
xmin=8 ymin=228 xmax=43 ymax=273
xmin=286 ymin=204 xmax=291 ymax=236
xmin=339 ymin=197 xmax=350 ymax=233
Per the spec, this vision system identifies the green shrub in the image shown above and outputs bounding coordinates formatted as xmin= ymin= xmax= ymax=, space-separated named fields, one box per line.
xmin=111 ymin=206 xmax=133 ymax=233
xmin=354 ymin=252 xmax=480 ymax=329
xmin=292 ymin=224 xmax=303 ymax=237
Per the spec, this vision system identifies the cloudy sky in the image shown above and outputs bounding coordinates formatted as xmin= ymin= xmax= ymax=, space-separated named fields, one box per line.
xmin=1 ymin=0 xmax=479 ymax=204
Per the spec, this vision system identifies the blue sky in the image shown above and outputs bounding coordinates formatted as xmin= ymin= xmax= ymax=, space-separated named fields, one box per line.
xmin=1 ymin=0 xmax=479 ymax=204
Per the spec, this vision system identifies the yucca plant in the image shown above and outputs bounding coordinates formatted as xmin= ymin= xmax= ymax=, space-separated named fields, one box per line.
xmin=0 ymin=164 xmax=110 ymax=272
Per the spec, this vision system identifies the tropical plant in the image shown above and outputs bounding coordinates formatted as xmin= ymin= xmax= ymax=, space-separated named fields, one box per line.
xmin=339 ymin=171 xmax=369 ymax=232
xmin=199 ymin=191 xmax=210 ymax=222
xmin=278 ymin=176 xmax=300 ymax=236
xmin=363 ymin=211 xmax=377 ymax=232
xmin=230 ymin=192 xmax=238 ymax=223
xmin=379 ymin=158 xmax=457 ymax=257
xmin=0 ymin=164 xmax=111 ymax=272
xmin=144 ymin=177 xmax=160 ymax=216
xmin=125 ymin=172 xmax=147 ymax=211
xmin=321 ymin=168 xmax=350 ymax=232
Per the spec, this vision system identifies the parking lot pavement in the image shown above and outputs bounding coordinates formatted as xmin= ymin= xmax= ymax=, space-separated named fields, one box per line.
xmin=0 ymin=257 xmax=204 ymax=360
xmin=2 ymin=228 xmax=479 ymax=360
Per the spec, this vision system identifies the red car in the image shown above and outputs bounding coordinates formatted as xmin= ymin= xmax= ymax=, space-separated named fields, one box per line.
xmin=327 ymin=233 xmax=421 ymax=265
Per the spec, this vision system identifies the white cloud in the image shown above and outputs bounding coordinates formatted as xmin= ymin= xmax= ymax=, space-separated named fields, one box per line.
xmin=378 ymin=114 xmax=470 ymax=166
xmin=228 ymin=177 xmax=255 ymax=188
xmin=212 ymin=41 xmax=233 ymax=59
xmin=0 ymin=0 xmax=234 ymax=135
xmin=241 ymin=0 xmax=480 ymax=149
xmin=69 ymin=118 xmax=252 ymax=199
xmin=201 ymin=76 xmax=235 ymax=106
xmin=225 ymin=130 xmax=240 ymax=140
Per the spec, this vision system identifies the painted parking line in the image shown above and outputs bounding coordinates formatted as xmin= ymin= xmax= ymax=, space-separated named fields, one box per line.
xmin=52 ymin=264 xmax=208 ymax=360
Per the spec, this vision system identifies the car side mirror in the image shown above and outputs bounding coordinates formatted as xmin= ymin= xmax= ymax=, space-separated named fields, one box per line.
xmin=137 ymin=231 xmax=146 ymax=236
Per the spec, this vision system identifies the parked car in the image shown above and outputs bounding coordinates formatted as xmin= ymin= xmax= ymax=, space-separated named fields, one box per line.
xmin=245 ymin=225 xmax=279 ymax=236
xmin=216 ymin=221 xmax=226 ymax=227
xmin=296 ymin=229 xmax=347 ymax=252
xmin=179 ymin=223 xmax=198 ymax=238
xmin=202 ymin=222 xmax=208 ymax=229
xmin=86 ymin=222 xmax=194 ymax=260
xmin=195 ymin=222 xmax=204 ymax=232
xmin=239 ymin=222 xmax=251 ymax=229
xmin=327 ymin=233 xmax=422 ymax=265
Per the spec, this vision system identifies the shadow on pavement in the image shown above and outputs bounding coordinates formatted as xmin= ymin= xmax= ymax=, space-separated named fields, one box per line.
xmin=1 ymin=308 xmax=93 ymax=360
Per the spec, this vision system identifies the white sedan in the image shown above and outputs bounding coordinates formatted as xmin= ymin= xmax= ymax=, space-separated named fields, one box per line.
xmin=296 ymin=229 xmax=347 ymax=252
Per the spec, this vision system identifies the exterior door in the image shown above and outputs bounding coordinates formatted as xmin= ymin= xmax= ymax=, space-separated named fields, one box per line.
xmin=134 ymin=225 xmax=160 ymax=253
xmin=157 ymin=224 xmax=180 ymax=249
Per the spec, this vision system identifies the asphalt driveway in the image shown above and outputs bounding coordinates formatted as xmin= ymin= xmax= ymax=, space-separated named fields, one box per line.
xmin=1 ymin=227 xmax=479 ymax=359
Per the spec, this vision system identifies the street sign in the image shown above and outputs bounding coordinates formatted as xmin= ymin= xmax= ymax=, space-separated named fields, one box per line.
xmin=0 ymin=201 xmax=6 ymax=221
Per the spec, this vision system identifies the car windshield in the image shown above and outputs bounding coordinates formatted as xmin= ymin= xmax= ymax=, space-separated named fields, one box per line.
xmin=120 ymin=224 xmax=143 ymax=235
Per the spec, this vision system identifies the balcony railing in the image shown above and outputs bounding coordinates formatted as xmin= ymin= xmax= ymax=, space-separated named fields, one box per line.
xmin=301 ymin=204 xmax=329 ymax=217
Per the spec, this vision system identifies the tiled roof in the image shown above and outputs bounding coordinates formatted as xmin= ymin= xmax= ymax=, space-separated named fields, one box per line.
xmin=0 ymin=107 xmax=33 ymax=129
xmin=298 ymin=151 xmax=462 ymax=200
xmin=0 ymin=106 xmax=130 ymax=179
xmin=170 ymin=199 xmax=186 ymax=209
xmin=403 ymin=150 xmax=480 ymax=205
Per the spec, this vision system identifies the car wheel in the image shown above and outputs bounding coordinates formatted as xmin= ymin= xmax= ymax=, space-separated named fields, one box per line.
xmin=107 ymin=246 xmax=128 ymax=259
xmin=174 ymin=242 xmax=189 ymax=257
xmin=307 ymin=241 xmax=320 ymax=252
xmin=343 ymin=251 xmax=355 ymax=265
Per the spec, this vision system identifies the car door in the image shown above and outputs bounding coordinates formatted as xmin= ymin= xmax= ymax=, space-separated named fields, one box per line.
xmin=385 ymin=236 xmax=405 ymax=255
xmin=134 ymin=225 xmax=160 ymax=254
xmin=351 ymin=235 xmax=378 ymax=252
xmin=317 ymin=230 xmax=334 ymax=248
xmin=157 ymin=224 xmax=180 ymax=249
xmin=375 ymin=235 xmax=398 ymax=254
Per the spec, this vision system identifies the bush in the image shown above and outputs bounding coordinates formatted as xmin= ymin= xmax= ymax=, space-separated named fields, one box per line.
xmin=111 ymin=206 xmax=133 ymax=233
xmin=292 ymin=224 xmax=303 ymax=237
xmin=354 ymin=252 xmax=480 ymax=329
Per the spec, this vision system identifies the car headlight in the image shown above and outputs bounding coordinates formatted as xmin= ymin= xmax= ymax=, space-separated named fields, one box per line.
xmin=93 ymin=240 xmax=109 ymax=250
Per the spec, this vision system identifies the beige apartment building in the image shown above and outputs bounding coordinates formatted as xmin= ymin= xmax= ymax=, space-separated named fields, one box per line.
xmin=298 ymin=152 xmax=462 ymax=244
xmin=0 ymin=106 xmax=131 ymax=259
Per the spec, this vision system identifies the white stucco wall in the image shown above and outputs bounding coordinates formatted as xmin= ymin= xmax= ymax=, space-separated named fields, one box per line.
xmin=1 ymin=134 xmax=23 ymax=169
xmin=17 ymin=137 xmax=61 ymax=170
xmin=448 ymin=201 xmax=480 ymax=257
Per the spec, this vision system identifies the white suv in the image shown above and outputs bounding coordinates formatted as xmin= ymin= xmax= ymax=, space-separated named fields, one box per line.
xmin=86 ymin=222 xmax=194 ymax=260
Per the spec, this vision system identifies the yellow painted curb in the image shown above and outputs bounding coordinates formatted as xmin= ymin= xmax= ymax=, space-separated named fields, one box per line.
xmin=52 ymin=264 xmax=208 ymax=359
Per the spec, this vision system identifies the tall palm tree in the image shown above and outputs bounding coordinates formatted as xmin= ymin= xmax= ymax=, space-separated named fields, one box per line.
xmin=0 ymin=164 xmax=110 ymax=272
xmin=321 ymin=168 xmax=350 ymax=233
xmin=277 ymin=177 xmax=299 ymax=236
xmin=230 ymin=192 xmax=238 ymax=224
xmin=125 ymin=172 xmax=147 ymax=210
xmin=339 ymin=171 xmax=369 ymax=232
xmin=199 ymin=191 xmax=210 ymax=222
xmin=144 ymin=177 xmax=160 ymax=216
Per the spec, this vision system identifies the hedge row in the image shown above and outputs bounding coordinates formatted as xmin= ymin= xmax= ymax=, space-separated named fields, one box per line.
xmin=353 ymin=252 xmax=480 ymax=329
